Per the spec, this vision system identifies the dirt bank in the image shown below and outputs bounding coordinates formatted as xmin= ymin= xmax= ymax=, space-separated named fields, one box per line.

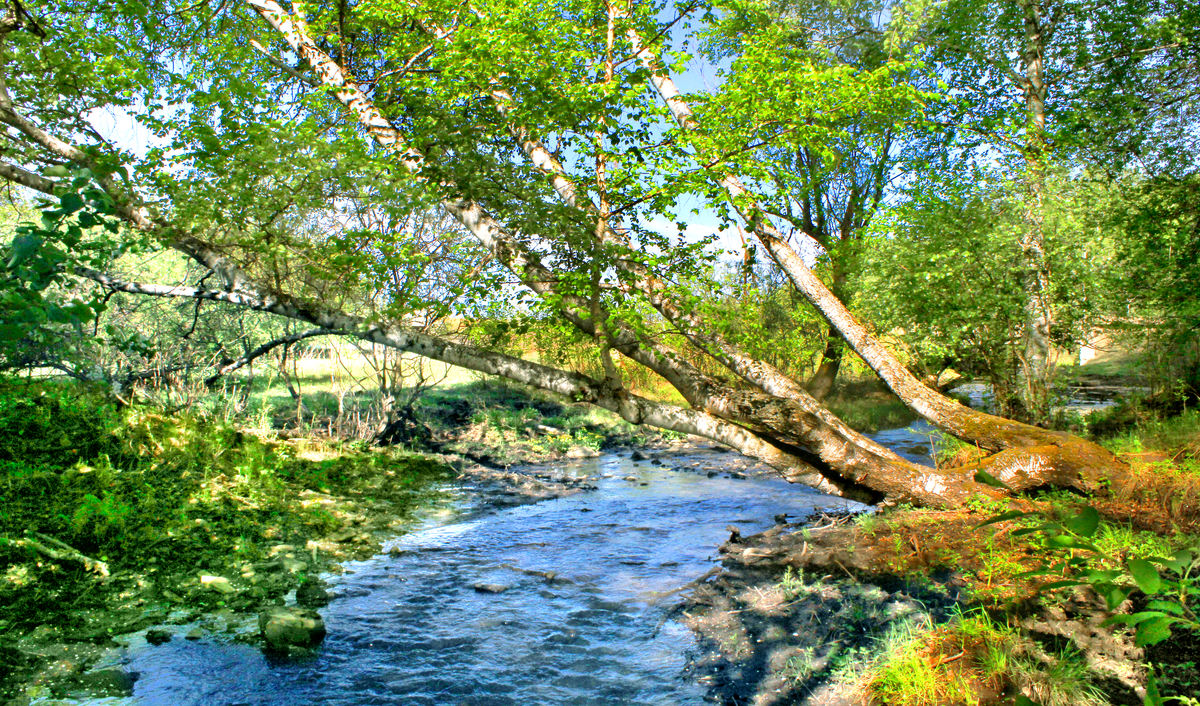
xmin=679 ymin=509 xmax=1152 ymax=706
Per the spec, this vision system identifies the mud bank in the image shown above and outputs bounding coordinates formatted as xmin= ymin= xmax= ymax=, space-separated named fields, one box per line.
xmin=679 ymin=512 xmax=1147 ymax=705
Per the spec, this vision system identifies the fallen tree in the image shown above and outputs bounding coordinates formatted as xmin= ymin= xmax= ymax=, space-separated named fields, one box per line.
xmin=0 ymin=0 xmax=1125 ymax=507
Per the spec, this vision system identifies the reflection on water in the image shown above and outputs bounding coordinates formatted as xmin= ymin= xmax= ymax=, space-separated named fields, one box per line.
xmin=119 ymin=450 xmax=862 ymax=706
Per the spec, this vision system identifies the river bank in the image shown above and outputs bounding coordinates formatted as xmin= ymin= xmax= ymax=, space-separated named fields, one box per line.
xmin=1 ymin=379 xmax=667 ymax=704
xmin=4 ymin=378 xmax=1196 ymax=705
xmin=3 ymin=438 xmax=852 ymax=706
xmin=679 ymin=416 xmax=1200 ymax=705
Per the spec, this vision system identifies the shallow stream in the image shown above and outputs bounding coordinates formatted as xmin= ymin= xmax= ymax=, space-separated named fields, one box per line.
xmin=109 ymin=448 xmax=876 ymax=706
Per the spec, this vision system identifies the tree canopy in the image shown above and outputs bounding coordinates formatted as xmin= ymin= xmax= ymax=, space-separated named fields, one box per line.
xmin=0 ymin=0 xmax=1196 ymax=507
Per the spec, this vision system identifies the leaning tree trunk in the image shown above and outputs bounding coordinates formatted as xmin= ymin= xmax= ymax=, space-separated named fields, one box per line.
xmin=243 ymin=0 xmax=1124 ymax=503
xmin=628 ymin=27 xmax=1127 ymax=491
xmin=0 ymin=3 xmax=1126 ymax=509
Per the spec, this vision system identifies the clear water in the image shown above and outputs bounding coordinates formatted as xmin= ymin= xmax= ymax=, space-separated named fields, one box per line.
xmin=866 ymin=420 xmax=938 ymax=468
xmin=113 ymin=450 xmax=863 ymax=706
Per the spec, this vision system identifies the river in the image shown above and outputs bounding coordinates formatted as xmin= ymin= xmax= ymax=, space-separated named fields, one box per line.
xmin=68 ymin=430 xmax=940 ymax=705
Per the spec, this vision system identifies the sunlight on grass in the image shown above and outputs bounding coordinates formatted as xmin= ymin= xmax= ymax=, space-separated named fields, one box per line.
xmin=861 ymin=611 xmax=1106 ymax=706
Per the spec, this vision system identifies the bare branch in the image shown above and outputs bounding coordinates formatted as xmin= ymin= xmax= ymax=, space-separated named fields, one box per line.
xmin=206 ymin=328 xmax=336 ymax=386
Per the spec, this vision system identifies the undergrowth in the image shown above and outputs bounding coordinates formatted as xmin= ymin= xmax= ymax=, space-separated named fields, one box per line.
xmin=863 ymin=611 xmax=1106 ymax=706
xmin=825 ymin=378 xmax=919 ymax=433
xmin=419 ymin=378 xmax=684 ymax=463
xmin=0 ymin=378 xmax=451 ymax=637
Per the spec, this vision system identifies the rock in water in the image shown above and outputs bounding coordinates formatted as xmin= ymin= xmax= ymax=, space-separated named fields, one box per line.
xmin=78 ymin=667 xmax=136 ymax=696
xmin=566 ymin=446 xmax=600 ymax=459
xmin=630 ymin=450 xmax=648 ymax=462
xmin=258 ymin=607 xmax=326 ymax=649
xmin=473 ymin=583 xmax=510 ymax=594
xmin=296 ymin=579 xmax=330 ymax=608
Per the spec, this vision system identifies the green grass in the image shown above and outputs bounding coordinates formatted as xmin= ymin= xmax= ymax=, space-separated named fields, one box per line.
xmin=414 ymin=378 xmax=684 ymax=462
xmin=777 ymin=566 xmax=811 ymax=601
xmin=1090 ymin=401 xmax=1200 ymax=453
xmin=0 ymin=379 xmax=452 ymax=636
xmin=869 ymin=619 xmax=981 ymax=706
xmin=824 ymin=396 xmax=918 ymax=434
xmin=861 ymin=610 xmax=1106 ymax=706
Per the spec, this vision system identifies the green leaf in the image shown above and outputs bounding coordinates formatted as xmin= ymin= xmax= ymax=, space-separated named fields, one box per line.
xmin=42 ymin=165 xmax=70 ymax=178
xmin=976 ymin=509 xmax=1037 ymax=528
xmin=0 ymin=325 xmax=27 ymax=341
xmin=1100 ymin=585 xmax=1130 ymax=611
xmin=9 ymin=234 xmax=40 ymax=268
xmin=1149 ymin=555 xmax=1184 ymax=574
xmin=1135 ymin=615 xmax=1174 ymax=646
xmin=1128 ymin=559 xmax=1164 ymax=594
xmin=60 ymin=192 xmax=85 ymax=215
xmin=1082 ymin=569 xmax=1122 ymax=583
xmin=972 ymin=470 xmax=1012 ymax=490
xmin=1062 ymin=506 xmax=1100 ymax=537
xmin=1039 ymin=580 xmax=1083 ymax=591
xmin=1045 ymin=534 xmax=1101 ymax=552
xmin=1146 ymin=600 xmax=1185 ymax=615
xmin=1016 ymin=697 xmax=1042 ymax=706
xmin=1145 ymin=671 xmax=1162 ymax=706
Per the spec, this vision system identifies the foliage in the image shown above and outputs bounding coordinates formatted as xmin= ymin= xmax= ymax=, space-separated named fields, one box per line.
xmin=982 ymin=505 xmax=1200 ymax=648
xmin=0 ymin=379 xmax=451 ymax=629
xmin=860 ymin=171 xmax=1114 ymax=420
xmin=0 ymin=170 xmax=142 ymax=374
xmin=1102 ymin=174 xmax=1200 ymax=403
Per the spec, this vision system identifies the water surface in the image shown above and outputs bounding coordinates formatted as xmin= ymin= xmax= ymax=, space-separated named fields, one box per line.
xmin=118 ymin=449 xmax=861 ymax=706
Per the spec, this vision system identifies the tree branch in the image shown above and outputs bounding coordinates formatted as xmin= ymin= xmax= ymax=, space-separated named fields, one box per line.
xmin=205 ymin=327 xmax=336 ymax=386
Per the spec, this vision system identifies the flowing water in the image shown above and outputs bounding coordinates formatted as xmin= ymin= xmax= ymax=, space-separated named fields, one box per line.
xmin=103 ymin=448 xmax=871 ymax=706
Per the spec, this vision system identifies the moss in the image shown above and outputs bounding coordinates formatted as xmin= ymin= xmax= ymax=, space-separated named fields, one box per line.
xmin=0 ymin=379 xmax=451 ymax=652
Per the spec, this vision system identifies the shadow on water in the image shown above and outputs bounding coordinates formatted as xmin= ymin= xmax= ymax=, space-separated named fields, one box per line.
xmin=114 ymin=449 xmax=864 ymax=706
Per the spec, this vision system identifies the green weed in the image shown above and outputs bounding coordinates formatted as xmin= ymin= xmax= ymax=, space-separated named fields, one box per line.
xmin=862 ymin=611 xmax=1105 ymax=706
xmin=778 ymin=566 xmax=810 ymax=600
xmin=824 ymin=396 xmax=918 ymax=433
xmin=1013 ymin=646 xmax=1106 ymax=706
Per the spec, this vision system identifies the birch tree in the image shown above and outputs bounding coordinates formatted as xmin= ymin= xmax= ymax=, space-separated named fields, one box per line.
xmin=0 ymin=0 xmax=1129 ymax=507
xmin=909 ymin=0 xmax=1199 ymax=421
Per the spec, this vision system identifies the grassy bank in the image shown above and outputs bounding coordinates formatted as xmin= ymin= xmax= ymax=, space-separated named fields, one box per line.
xmin=418 ymin=378 xmax=686 ymax=465
xmin=823 ymin=405 xmax=1200 ymax=704
xmin=0 ymin=379 xmax=454 ymax=698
